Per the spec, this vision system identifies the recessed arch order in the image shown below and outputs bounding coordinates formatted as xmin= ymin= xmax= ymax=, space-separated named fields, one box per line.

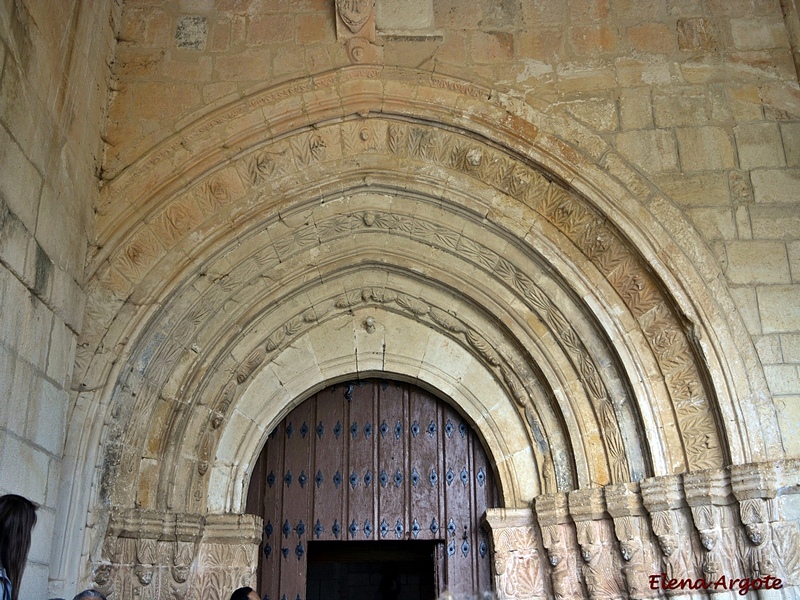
xmin=60 ymin=65 xmax=781 ymax=588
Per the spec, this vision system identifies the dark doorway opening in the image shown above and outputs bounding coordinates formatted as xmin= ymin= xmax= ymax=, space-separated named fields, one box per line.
xmin=306 ymin=541 xmax=439 ymax=600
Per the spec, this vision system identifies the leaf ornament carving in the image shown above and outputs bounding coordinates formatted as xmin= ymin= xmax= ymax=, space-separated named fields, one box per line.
xmin=406 ymin=127 xmax=436 ymax=160
xmin=318 ymin=215 xmax=352 ymax=240
xmin=395 ymin=294 xmax=430 ymax=316
xmin=264 ymin=328 xmax=286 ymax=352
xmin=161 ymin=199 xmax=202 ymax=244
xmin=579 ymin=358 xmax=607 ymax=403
xmin=581 ymin=222 xmax=629 ymax=275
xmin=665 ymin=365 xmax=704 ymax=407
xmin=545 ymin=306 xmax=570 ymax=335
xmin=335 ymin=289 xmax=363 ymax=308
xmin=274 ymin=227 xmax=318 ymax=259
xmin=369 ymin=211 xmax=399 ymax=230
xmin=679 ymin=409 xmax=721 ymax=470
xmin=448 ymin=143 xmax=472 ymax=173
xmin=386 ymin=123 xmax=404 ymax=155
xmin=362 ymin=287 xmax=397 ymax=304
xmin=247 ymin=151 xmax=278 ymax=185
xmin=465 ymin=329 xmax=501 ymax=366
xmin=201 ymin=178 xmax=230 ymax=212
xmin=774 ymin=525 xmax=800 ymax=582
xmin=343 ymin=122 xmax=378 ymax=154
xmin=216 ymin=380 xmax=237 ymax=415
xmin=458 ymin=237 xmax=498 ymax=270
xmin=519 ymin=171 xmax=550 ymax=208
xmin=148 ymin=339 xmax=185 ymax=384
xmin=501 ymin=366 xmax=529 ymax=408
xmin=608 ymin=259 xmax=661 ymax=317
xmin=237 ymin=347 xmax=266 ymax=383
xmin=117 ymin=230 xmax=164 ymax=280
xmin=541 ymin=184 xmax=575 ymax=225
xmin=429 ymin=307 xmax=466 ymax=334
xmin=522 ymin=284 xmax=551 ymax=313
xmin=283 ymin=316 xmax=304 ymax=337
xmin=413 ymin=220 xmax=460 ymax=250
xmin=291 ymin=133 xmax=327 ymax=167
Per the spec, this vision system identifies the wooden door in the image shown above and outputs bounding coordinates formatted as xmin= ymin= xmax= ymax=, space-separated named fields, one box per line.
xmin=246 ymin=379 xmax=498 ymax=600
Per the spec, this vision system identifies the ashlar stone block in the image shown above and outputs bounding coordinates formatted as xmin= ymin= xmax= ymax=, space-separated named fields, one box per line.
xmin=0 ymin=433 xmax=50 ymax=501
xmin=758 ymin=285 xmax=800 ymax=333
xmin=730 ymin=16 xmax=789 ymax=51
xmin=735 ymin=122 xmax=786 ymax=169
xmin=619 ymin=88 xmax=652 ymax=130
xmin=724 ymin=240 xmax=791 ymax=284
xmin=790 ymin=241 xmax=800 ymax=283
xmin=615 ymin=129 xmax=678 ymax=173
xmin=751 ymin=168 xmax=800 ymax=203
xmin=175 ymin=15 xmax=207 ymax=50
xmin=782 ymin=122 xmax=800 ymax=167
xmin=686 ymin=207 xmax=736 ymax=240
xmin=729 ymin=286 xmax=761 ymax=334
xmin=781 ymin=333 xmax=800 ymax=363
xmin=763 ymin=364 xmax=800 ymax=395
xmin=676 ymin=126 xmax=735 ymax=171
xmin=653 ymin=91 xmax=708 ymax=127
xmin=754 ymin=334 xmax=782 ymax=364
xmin=676 ymin=17 xmax=717 ymax=51
xmin=751 ymin=205 xmax=800 ymax=241
xmin=775 ymin=396 xmax=800 ymax=457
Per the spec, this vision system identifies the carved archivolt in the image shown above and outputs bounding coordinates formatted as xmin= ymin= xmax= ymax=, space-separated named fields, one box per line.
xmin=62 ymin=67 xmax=785 ymax=599
xmin=85 ymin=115 xmax=722 ymax=501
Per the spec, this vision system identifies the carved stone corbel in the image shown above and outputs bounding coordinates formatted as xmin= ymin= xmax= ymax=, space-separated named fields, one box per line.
xmin=640 ymin=474 xmax=701 ymax=597
xmin=684 ymin=469 xmax=743 ymax=594
xmin=569 ymin=489 xmax=626 ymax=600
xmin=731 ymin=461 xmax=800 ymax=596
xmin=605 ymin=483 xmax=659 ymax=599
xmin=334 ymin=0 xmax=382 ymax=63
xmin=534 ymin=493 xmax=582 ymax=599
xmin=484 ymin=508 xmax=547 ymax=600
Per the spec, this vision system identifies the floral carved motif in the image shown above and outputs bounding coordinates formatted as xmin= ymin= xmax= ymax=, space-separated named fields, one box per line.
xmin=101 ymin=118 xmax=724 ymax=506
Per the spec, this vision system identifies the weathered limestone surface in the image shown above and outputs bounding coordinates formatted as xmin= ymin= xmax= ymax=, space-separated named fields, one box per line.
xmin=1 ymin=0 xmax=800 ymax=598
xmin=0 ymin=1 xmax=118 ymax=598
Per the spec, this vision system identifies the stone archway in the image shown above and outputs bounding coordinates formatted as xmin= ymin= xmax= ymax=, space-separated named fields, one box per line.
xmin=54 ymin=67 xmax=797 ymax=599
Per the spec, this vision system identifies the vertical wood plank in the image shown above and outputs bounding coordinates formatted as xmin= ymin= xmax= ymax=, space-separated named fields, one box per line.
xmin=246 ymin=379 xmax=499 ymax=600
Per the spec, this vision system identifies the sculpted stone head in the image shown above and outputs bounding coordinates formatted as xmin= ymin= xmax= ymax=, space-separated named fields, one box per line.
xmin=745 ymin=523 xmax=765 ymax=546
xmin=657 ymin=534 xmax=675 ymax=557
xmin=700 ymin=531 xmax=716 ymax=551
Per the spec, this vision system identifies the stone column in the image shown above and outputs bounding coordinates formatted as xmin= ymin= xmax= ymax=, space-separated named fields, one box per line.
xmin=606 ymin=483 xmax=660 ymax=599
xmin=484 ymin=507 xmax=547 ymax=600
xmin=568 ymin=488 xmax=626 ymax=600
xmin=684 ymin=469 xmax=742 ymax=600
xmin=97 ymin=510 xmax=261 ymax=600
xmin=534 ymin=493 xmax=583 ymax=599
xmin=188 ymin=514 xmax=262 ymax=600
xmin=640 ymin=474 xmax=702 ymax=600
xmin=731 ymin=461 xmax=799 ymax=599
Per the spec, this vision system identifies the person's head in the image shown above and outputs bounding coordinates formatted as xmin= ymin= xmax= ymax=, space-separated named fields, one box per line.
xmin=73 ymin=590 xmax=106 ymax=600
xmin=230 ymin=587 xmax=259 ymax=600
xmin=0 ymin=494 xmax=38 ymax=600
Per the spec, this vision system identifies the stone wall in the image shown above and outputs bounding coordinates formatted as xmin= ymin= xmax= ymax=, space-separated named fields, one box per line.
xmin=101 ymin=0 xmax=800 ymax=457
xmin=2 ymin=0 xmax=800 ymax=598
xmin=0 ymin=0 xmax=118 ymax=597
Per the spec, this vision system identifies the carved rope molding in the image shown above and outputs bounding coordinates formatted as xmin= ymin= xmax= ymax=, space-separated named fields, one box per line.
xmin=91 ymin=117 xmax=721 ymax=494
